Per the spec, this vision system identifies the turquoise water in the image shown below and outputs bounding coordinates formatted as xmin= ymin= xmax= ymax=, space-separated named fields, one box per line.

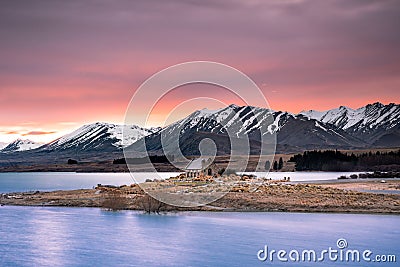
xmin=0 ymin=207 xmax=398 ymax=267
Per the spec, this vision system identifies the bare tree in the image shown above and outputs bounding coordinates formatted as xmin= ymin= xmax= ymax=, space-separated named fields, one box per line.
xmin=139 ymin=194 xmax=165 ymax=214
xmin=101 ymin=189 xmax=128 ymax=211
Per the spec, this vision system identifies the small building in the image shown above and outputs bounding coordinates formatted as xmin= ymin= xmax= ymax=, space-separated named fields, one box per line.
xmin=185 ymin=157 xmax=218 ymax=179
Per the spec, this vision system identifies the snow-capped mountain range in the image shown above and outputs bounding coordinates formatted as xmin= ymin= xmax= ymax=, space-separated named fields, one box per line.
xmin=42 ymin=122 xmax=160 ymax=152
xmin=300 ymin=102 xmax=400 ymax=130
xmin=0 ymin=123 xmax=159 ymax=153
xmin=300 ymin=102 xmax=400 ymax=146
xmin=1 ymin=139 xmax=43 ymax=153
xmin=131 ymin=104 xmax=366 ymax=155
xmin=1 ymin=102 xmax=399 ymax=155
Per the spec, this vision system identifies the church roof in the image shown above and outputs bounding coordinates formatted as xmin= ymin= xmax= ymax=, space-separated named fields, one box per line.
xmin=185 ymin=157 xmax=212 ymax=170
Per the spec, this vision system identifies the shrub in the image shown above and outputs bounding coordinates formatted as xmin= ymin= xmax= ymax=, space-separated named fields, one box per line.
xmin=101 ymin=189 xmax=128 ymax=211
xmin=278 ymin=157 xmax=284 ymax=170
xmin=139 ymin=194 xmax=165 ymax=214
xmin=273 ymin=161 xmax=278 ymax=170
xmin=113 ymin=158 xmax=126 ymax=164
xmin=217 ymin=168 xmax=236 ymax=176
xmin=265 ymin=160 xmax=271 ymax=171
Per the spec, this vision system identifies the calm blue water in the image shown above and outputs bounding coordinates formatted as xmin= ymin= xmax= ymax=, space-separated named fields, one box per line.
xmin=0 ymin=207 xmax=398 ymax=267
xmin=0 ymin=172 xmax=181 ymax=193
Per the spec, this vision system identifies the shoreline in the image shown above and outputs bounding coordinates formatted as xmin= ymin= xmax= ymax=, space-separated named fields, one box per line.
xmin=1 ymin=180 xmax=400 ymax=214
xmin=1 ymin=204 xmax=400 ymax=216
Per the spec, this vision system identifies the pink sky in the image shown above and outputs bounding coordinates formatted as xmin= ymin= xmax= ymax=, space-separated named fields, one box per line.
xmin=0 ymin=0 xmax=399 ymax=143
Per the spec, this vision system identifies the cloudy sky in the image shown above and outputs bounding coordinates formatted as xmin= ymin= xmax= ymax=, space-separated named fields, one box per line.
xmin=1 ymin=0 xmax=399 ymax=143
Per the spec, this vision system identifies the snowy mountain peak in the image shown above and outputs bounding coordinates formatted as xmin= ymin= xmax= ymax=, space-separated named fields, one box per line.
xmin=228 ymin=103 xmax=240 ymax=109
xmin=299 ymin=109 xmax=326 ymax=121
xmin=1 ymin=139 xmax=43 ymax=153
xmin=161 ymin=104 xmax=286 ymax=141
xmin=367 ymin=102 xmax=384 ymax=108
xmin=44 ymin=122 xmax=159 ymax=151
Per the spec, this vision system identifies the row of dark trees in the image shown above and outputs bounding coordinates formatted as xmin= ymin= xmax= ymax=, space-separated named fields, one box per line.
xmin=288 ymin=150 xmax=400 ymax=171
xmin=113 ymin=155 xmax=174 ymax=165
xmin=265 ymin=157 xmax=284 ymax=171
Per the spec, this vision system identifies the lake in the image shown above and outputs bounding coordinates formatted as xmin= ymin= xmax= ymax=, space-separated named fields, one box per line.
xmin=0 ymin=206 xmax=398 ymax=266
xmin=0 ymin=172 xmax=180 ymax=193
xmin=0 ymin=172 xmax=365 ymax=193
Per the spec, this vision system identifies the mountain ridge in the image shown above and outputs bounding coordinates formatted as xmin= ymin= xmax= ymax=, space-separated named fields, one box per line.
xmin=1 ymin=139 xmax=43 ymax=153
xmin=300 ymin=102 xmax=400 ymax=146
xmin=129 ymin=104 xmax=368 ymax=156
xmin=1 ymin=102 xmax=398 ymax=157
